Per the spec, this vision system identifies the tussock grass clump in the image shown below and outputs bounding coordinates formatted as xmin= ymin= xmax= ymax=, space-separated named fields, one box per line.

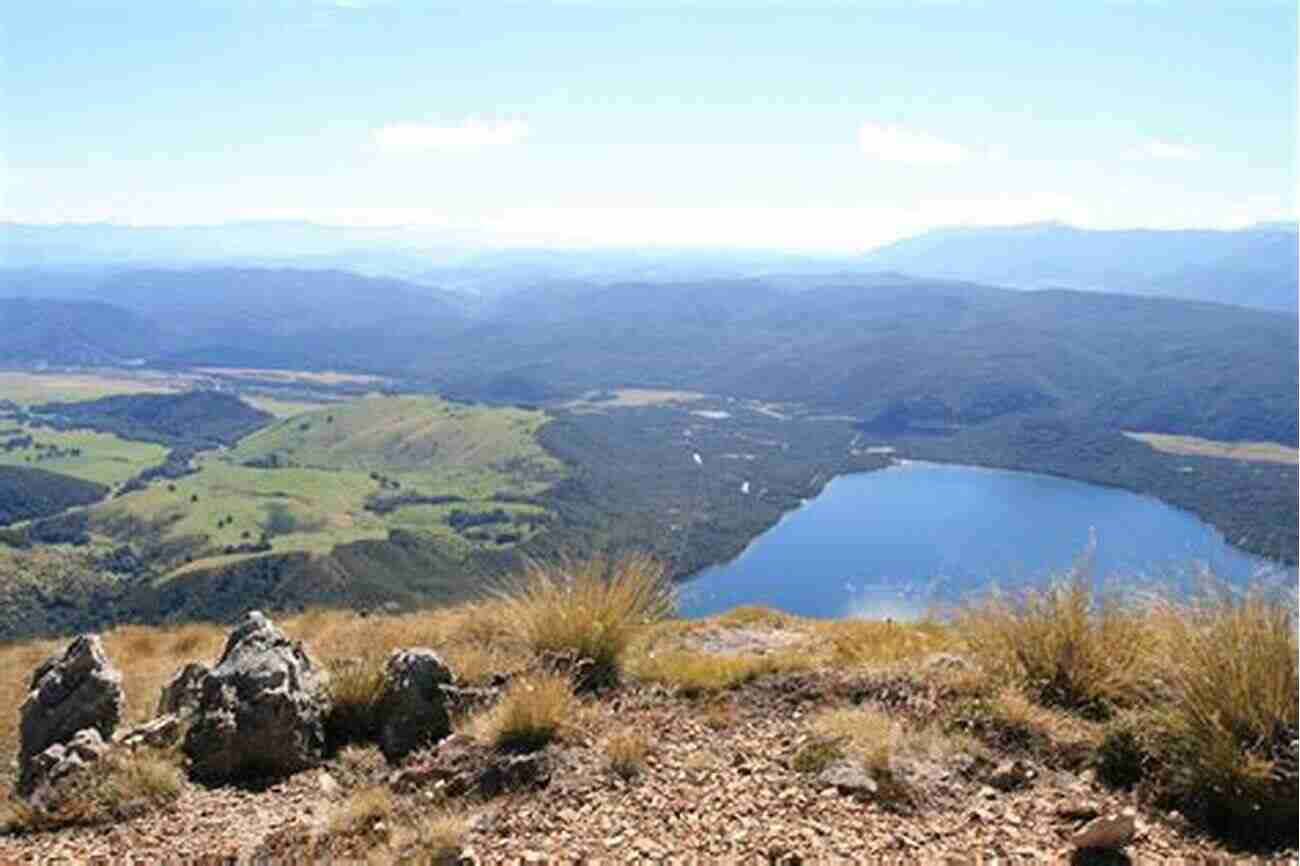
xmin=494 ymin=553 xmax=674 ymax=686
xmin=1144 ymin=591 xmax=1298 ymax=846
xmin=329 ymin=785 xmax=398 ymax=842
xmin=955 ymin=576 xmax=1155 ymax=718
xmin=322 ymin=654 xmax=388 ymax=751
xmin=392 ymin=811 xmax=469 ymax=866
xmin=474 ymin=672 xmax=577 ymax=753
xmin=603 ymin=728 xmax=650 ymax=779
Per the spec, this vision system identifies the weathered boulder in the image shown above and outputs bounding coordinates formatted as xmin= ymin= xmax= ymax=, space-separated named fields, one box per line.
xmin=157 ymin=661 xmax=209 ymax=718
xmin=183 ymin=611 xmax=329 ymax=782
xmin=18 ymin=635 xmax=123 ymax=796
xmin=375 ymin=648 xmax=454 ymax=763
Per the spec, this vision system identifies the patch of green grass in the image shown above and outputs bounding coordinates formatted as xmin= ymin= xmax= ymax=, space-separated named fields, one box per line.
xmin=227 ymin=394 xmax=562 ymax=489
xmin=86 ymin=393 xmax=565 ymax=576
xmin=0 ymin=425 xmax=168 ymax=486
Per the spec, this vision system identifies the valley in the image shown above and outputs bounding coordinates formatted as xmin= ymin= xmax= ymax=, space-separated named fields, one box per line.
xmin=0 ymin=350 xmax=1293 ymax=643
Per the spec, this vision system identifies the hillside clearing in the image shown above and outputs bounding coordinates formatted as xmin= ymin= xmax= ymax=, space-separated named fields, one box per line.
xmin=1125 ymin=431 xmax=1298 ymax=465
xmin=0 ymin=371 xmax=184 ymax=405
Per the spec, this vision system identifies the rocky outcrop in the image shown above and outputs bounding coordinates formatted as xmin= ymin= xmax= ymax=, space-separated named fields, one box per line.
xmin=390 ymin=733 xmax=550 ymax=798
xmin=157 ymin=661 xmax=209 ymax=718
xmin=183 ymin=611 xmax=329 ymax=783
xmin=375 ymin=648 xmax=454 ymax=763
xmin=17 ymin=635 xmax=123 ymax=796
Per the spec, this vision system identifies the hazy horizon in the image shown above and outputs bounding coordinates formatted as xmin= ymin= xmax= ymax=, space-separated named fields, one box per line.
xmin=5 ymin=1 xmax=1296 ymax=252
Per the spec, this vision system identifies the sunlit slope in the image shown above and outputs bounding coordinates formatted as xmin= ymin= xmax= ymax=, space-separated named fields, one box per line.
xmin=87 ymin=394 xmax=563 ymax=577
xmin=228 ymin=395 xmax=560 ymax=484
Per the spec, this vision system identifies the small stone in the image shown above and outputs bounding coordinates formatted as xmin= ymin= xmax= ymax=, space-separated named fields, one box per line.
xmin=816 ymin=760 xmax=878 ymax=797
xmin=318 ymin=770 xmax=340 ymax=796
xmin=1072 ymin=811 xmax=1137 ymax=851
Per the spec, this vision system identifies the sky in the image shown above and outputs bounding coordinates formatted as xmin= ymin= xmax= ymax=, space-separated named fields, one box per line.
xmin=3 ymin=0 xmax=1296 ymax=251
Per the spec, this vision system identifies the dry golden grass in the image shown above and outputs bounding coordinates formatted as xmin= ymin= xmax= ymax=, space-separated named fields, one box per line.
xmin=470 ymin=672 xmax=578 ymax=753
xmin=329 ymin=785 xmax=398 ymax=842
xmin=493 ymin=553 xmax=675 ymax=684
xmin=603 ymin=728 xmax=651 ymax=779
xmin=810 ymin=706 xmax=897 ymax=773
xmin=629 ymin=649 xmax=791 ymax=696
xmin=1124 ymin=431 xmax=1299 ymax=465
xmin=390 ymin=811 xmax=468 ymax=865
xmin=954 ymin=576 xmax=1157 ymax=716
xmin=1141 ymin=590 xmax=1298 ymax=843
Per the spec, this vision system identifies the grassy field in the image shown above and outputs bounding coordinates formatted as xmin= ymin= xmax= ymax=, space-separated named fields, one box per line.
xmin=0 ymin=371 xmax=184 ymax=405
xmin=228 ymin=395 xmax=560 ymax=486
xmin=1125 ymin=431 xmax=1299 ymax=465
xmin=0 ymin=427 xmax=168 ymax=486
xmin=92 ymin=394 xmax=563 ymax=576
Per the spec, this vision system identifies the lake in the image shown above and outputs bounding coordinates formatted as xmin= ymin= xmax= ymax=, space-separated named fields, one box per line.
xmin=676 ymin=461 xmax=1291 ymax=619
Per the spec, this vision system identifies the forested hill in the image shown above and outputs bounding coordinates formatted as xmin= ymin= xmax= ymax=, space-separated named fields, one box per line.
xmin=0 ymin=298 xmax=160 ymax=365
xmin=0 ymin=269 xmax=1294 ymax=448
xmin=426 ymin=280 xmax=1297 ymax=448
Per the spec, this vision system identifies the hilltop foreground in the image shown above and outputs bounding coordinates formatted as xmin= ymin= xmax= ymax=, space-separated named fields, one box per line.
xmin=0 ymin=557 xmax=1295 ymax=864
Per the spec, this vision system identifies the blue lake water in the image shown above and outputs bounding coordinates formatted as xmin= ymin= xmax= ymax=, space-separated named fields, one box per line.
xmin=676 ymin=461 xmax=1292 ymax=619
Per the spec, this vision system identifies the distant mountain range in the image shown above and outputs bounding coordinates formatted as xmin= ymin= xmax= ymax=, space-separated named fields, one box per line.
xmin=863 ymin=222 xmax=1298 ymax=312
xmin=5 ymin=220 xmax=1295 ymax=311
xmin=0 ymin=267 xmax=1292 ymax=448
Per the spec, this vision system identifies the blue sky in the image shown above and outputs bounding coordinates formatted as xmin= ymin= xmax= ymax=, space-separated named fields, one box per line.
xmin=4 ymin=1 xmax=1296 ymax=250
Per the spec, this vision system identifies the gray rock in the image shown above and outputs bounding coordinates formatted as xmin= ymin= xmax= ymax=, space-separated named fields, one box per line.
xmin=183 ymin=611 xmax=330 ymax=782
xmin=157 ymin=661 xmax=209 ymax=718
xmin=375 ymin=648 xmax=454 ymax=763
xmin=1072 ymin=811 xmax=1137 ymax=851
xmin=119 ymin=714 xmax=183 ymax=750
xmin=816 ymin=760 xmax=879 ymax=797
xmin=24 ymin=728 xmax=109 ymax=795
xmin=17 ymin=635 xmax=123 ymax=796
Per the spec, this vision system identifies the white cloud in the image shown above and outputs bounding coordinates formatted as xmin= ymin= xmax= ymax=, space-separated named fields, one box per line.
xmin=371 ymin=118 xmax=531 ymax=155
xmin=857 ymin=122 xmax=969 ymax=167
xmin=1126 ymin=139 xmax=1200 ymax=161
